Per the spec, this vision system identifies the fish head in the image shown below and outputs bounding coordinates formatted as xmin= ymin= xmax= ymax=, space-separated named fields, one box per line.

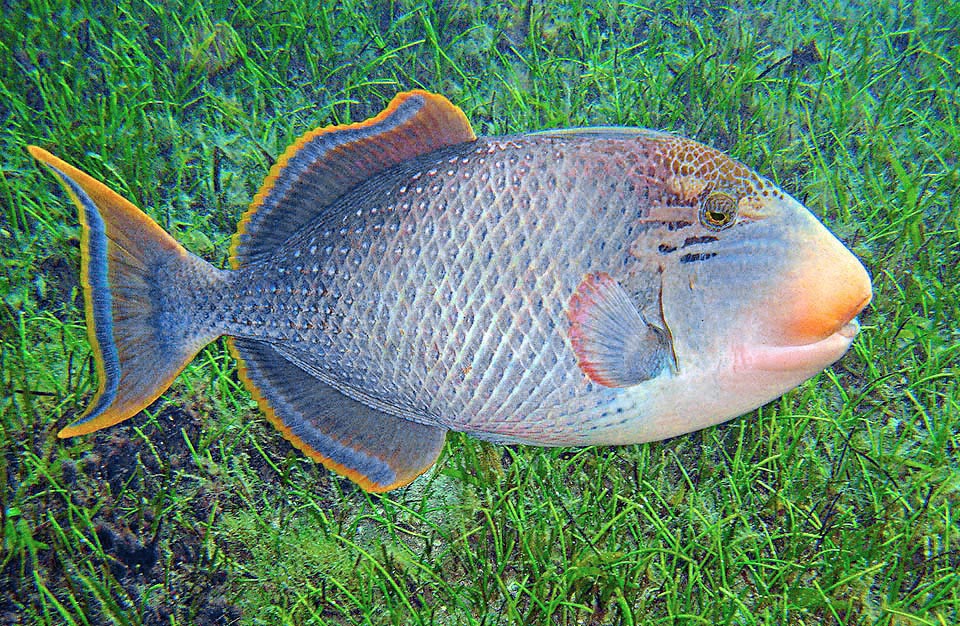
xmin=623 ymin=134 xmax=872 ymax=433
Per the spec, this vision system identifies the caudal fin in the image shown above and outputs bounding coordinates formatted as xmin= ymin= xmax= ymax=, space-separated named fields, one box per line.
xmin=28 ymin=146 xmax=223 ymax=437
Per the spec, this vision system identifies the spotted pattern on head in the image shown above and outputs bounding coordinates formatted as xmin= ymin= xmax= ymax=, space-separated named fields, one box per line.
xmin=654 ymin=135 xmax=782 ymax=210
xmin=620 ymin=133 xmax=786 ymax=275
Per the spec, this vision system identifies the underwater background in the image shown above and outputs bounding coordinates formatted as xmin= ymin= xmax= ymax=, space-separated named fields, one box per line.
xmin=1 ymin=0 xmax=958 ymax=624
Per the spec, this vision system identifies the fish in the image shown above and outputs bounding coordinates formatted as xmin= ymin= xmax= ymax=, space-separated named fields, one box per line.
xmin=28 ymin=90 xmax=872 ymax=492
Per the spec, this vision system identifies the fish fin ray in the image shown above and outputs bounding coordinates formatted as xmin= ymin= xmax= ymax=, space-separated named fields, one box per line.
xmin=229 ymin=338 xmax=447 ymax=492
xmin=567 ymin=272 xmax=673 ymax=388
xmin=230 ymin=90 xmax=476 ymax=268
xmin=28 ymin=146 xmax=222 ymax=437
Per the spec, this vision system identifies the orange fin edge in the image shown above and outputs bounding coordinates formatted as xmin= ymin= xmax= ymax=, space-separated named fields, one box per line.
xmin=28 ymin=146 xmax=218 ymax=437
xmin=228 ymin=338 xmax=445 ymax=492
xmin=567 ymin=272 xmax=674 ymax=388
xmin=229 ymin=90 xmax=476 ymax=269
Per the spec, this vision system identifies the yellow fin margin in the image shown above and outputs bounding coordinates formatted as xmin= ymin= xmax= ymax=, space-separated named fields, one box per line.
xmin=29 ymin=146 xmax=219 ymax=437
xmin=229 ymin=338 xmax=446 ymax=492
xmin=229 ymin=90 xmax=476 ymax=269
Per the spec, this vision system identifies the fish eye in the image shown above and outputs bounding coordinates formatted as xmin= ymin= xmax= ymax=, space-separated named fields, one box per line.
xmin=699 ymin=191 xmax=737 ymax=231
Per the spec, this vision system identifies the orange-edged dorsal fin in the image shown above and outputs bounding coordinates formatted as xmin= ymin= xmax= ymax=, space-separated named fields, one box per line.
xmin=230 ymin=90 xmax=476 ymax=269
xmin=229 ymin=337 xmax=447 ymax=492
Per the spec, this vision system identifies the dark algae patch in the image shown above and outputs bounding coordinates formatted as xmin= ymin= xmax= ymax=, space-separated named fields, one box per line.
xmin=3 ymin=0 xmax=958 ymax=624
xmin=1 ymin=404 xmax=244 ymax=624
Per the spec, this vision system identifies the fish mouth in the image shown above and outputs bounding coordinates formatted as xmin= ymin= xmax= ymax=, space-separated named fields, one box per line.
xmin=736 ymin=316 xmax=861 ymax=374
xmin=819 ymin=290 xmax=871 ymax=342
xmin=777 ymin=251 xmax=872 ymax=345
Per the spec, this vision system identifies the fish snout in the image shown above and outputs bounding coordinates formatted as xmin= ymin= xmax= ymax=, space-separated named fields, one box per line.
xmin=772 ymin=227 xmax=872 ymax=345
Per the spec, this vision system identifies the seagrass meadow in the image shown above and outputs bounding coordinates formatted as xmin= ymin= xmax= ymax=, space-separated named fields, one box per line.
xmin=1 ymin=0 xmax=958 ymax=624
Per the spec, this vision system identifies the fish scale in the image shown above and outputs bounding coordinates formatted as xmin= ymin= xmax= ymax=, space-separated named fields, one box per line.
xmin=30 ymin=90 xmax=871 ymax=491
xmin=218 ymin=137 xmax=657 ymax=440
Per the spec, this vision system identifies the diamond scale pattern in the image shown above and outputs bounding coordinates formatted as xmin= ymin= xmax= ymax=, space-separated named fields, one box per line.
xmin=218 ymin=133 xmax=691 ymax=443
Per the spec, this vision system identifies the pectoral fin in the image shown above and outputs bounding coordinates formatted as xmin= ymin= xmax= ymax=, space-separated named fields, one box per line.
xmin=567 ymin=272 xmax=673 ymax=388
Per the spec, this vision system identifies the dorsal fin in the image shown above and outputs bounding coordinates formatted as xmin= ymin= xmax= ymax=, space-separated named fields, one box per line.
xmin=230 ymin=90 xmax=476 ymax=268
xmin=531 ymin=127 xmax=672 ymax=140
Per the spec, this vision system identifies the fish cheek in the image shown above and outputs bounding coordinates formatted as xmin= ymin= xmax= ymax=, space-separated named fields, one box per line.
xmin=658 ymin=260 xmax=734 ymax=368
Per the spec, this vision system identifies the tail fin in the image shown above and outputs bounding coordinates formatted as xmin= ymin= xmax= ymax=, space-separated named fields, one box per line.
xmin=28 ymin=146 xmax=223 ymax=437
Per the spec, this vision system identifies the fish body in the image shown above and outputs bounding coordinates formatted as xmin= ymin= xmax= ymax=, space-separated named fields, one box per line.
xmin=29 ymin=91 xmax=871 ymax=491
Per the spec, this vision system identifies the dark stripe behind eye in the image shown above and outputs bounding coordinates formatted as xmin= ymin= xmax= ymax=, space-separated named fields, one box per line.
xmin=682 ymin=235 xmax=719 ymax=247
xmin=679 ymin=252 xmax=718 ymax=264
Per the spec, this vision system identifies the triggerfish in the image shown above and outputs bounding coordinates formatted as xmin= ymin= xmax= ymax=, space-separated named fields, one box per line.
xmin=28 ymin=91 xmax=871 ymax=491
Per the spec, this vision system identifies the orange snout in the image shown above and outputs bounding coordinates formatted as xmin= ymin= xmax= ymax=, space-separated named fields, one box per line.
xmin=776 ymin=232 xmax=872 ymax=345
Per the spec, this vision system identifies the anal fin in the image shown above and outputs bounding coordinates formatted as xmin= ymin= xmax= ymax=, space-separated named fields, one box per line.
xmin=229 ymin=338 xmax=446 ymax=492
